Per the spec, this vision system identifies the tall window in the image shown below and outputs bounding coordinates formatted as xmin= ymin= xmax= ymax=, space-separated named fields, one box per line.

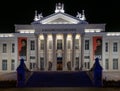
xmin=105 ymin=59 xmax=109 ymax=70
xmin=3 ymin=43 xmax=7 ymax=53
xmin=75 ymin=57 xmax=79 ymax=70
xmin=113 ymin=58 xmax=118 ymax=70
xmin=48 ymin=40 xmax=52 ymax=49
xmin=40 ymin=40 xmax=44 ymax=50
xmin=30 ymin=40 xmax=35 ymax=50
xmin=75 ymin=39 xmax=79 ymax=49
xmin=57 ymin=39 xmax=62 ymax=50
xmin=85 ymin=40 xmax=89 ymax=50
xmin=67 ymin=40 xmax=71 ymax=49
xmin=40 ymin=57 xmax=44 ymax=70
xmin=30 ymin=62 xmax=36 ymax=70
xmin=30 ymin=63 xmax=32 ymax=69
xmin=113 ymin=42 xmax=118 ymax=52
xmin=105 ymin=42 xmax=108 ymax=52
xmin=2 ymin=60 xmax=7 ymax=70
xmin=12 ymin=43 xmax=15 ymax=53
xmin=11 ymin=60 xmax=15 ymax=70
xmin=84 ymin=62 xmax=90 ymax=69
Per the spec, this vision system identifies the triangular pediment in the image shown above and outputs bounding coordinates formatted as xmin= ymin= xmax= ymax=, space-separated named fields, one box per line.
xmin=31 ymin=3 xmax=88 ymax=25
xmin=40 ymin=13 xmax=80 ymax=24
xmin=51 ymin=18 xmax=69 ymax=23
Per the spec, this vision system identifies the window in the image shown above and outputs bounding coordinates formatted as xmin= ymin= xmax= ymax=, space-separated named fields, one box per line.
xmin=33 ymin=63 xmax=36 ymax=69
xmin=57 ymin=39 xmax=62 ymax=50
xmin=3 ymin=44 xmax=7 ymax=53
xmin=40 ymin=57 xmax=44 ymax=70
xmin=84 ymin=56 xmax=90 ymax=59
xmin=11 ymin=60 xmax=15 ymax=70
xmin=40 ymin=40 xmax=44 ymax=50
xmin=30 ymin=63 xmax=32 ymax=69
xmin=105 ymin=59 xmax=109 ymax=70
xmin=30 ymin=40 xmax=35 ymax=50
xmin=75 ymin=39 xmax=79 ymax=49
xmin=105 ymin=42 xmax=108 ymax=52
xmin=67 ymin=40 xmax=71 ymax=49
xmin=113 ymin=58 xmax=118 ymax=70
xmin=113 ymin=42 xmax=118 ymax=52
xmin=84 ymin=62 xmax=90 ymax=69
xmin=2 ymin=60 xmax=7 ymax=70
xmin=75 ymin=57 xmax=79 ymax=70
xmin=85 ymin=40 xmax=89 ymax=50
xmin=88 ymin=62 xmax=90 ymax=69
xmin=12 ymin=43 xmax=15 ymax=53
xmin=30 ymin=62 xmax=36 ymax=70
xmin=48 ymin=40 xmax=52 ymax=49
xmin=30 ymin=56 xmax=35 ymax=59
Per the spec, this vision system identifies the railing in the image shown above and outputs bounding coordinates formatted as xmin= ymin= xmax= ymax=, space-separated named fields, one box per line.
xmin=87 ymin=70 xmax=94 ymax=84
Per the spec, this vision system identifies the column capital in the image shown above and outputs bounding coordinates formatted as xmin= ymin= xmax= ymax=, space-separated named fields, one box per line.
xmin=72 ymin=33 xmax=76 ymax=38
xmin=63 ymin=34 xmax=67 ymax=38
xmin=64 ymin=33 xmax=67 ymax=36
xmin=52 ymin=34 xmax=56 ymax=38
xmin=34 ymin=33 xmax=39 ymax=37
xmin=81 ymin=33 xmax=85 ymax=35
xmin=43 ymin=33 xmax=47 ymax=37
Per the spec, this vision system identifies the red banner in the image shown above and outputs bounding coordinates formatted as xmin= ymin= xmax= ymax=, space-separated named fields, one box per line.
xmin=93 ymin=36 xmax=102 ymax=60
xmin=18 ymin=37 xmax=27 ymax=61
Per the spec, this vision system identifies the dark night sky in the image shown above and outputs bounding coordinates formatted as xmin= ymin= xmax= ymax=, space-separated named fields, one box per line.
xmin=0 ymin=0 xmax=120 ymax=33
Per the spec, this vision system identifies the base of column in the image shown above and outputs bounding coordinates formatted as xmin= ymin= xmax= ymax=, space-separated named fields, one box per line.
xmin=52 ymin=64 xmax=56 ymax=71
xmin=63 ymin=66 xmax=68 ymax=71
xmin=45 ymin=67 xmax=48 ymax=71
xmin=72 ymin=67 xmax=75 ymax=71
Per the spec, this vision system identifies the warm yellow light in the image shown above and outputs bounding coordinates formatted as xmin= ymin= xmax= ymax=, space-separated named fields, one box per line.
xmin=0 ymin=34 xmax=14 ymax=37
xmin=76 ymin=34 xmax=80 ymax=39
xmin=57 ymin=34 xmax=63 ymax=39
xmin=48 ymin=34 xmax=52 ymax=40
xmin=39 ymin=35 xmax=44 ymax=39
xmin=67 ymin=34 xmax=72 ymax=40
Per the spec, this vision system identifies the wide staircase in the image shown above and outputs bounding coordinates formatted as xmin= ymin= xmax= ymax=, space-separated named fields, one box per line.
xmin=25 ymin=71 xmax=94 ymax=87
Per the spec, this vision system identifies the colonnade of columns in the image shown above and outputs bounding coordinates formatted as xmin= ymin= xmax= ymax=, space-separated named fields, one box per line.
xmin=37 ymin=33 xmax=81 ymax=71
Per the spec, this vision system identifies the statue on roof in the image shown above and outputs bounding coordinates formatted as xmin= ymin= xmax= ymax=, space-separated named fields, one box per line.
xmin=55 ymin=3 xmax=65 ymax=13
xmin=76 ymin=12 xmax=82 ymax=19
xmin=38 ymin=13 xmax=43 ymax=20
xmin=34 ymin=10 xmax=43 ymax=21
xmin=76 ymin=10 xmax=86 ymax=21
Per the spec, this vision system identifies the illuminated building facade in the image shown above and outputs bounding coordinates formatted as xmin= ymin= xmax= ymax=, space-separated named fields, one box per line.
xmin=0 ymin=3 xmax=120 ymax=73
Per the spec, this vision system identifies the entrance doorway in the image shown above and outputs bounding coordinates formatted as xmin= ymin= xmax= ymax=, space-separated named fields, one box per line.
xmin=57 ymin=57 xmax=62 ymax=70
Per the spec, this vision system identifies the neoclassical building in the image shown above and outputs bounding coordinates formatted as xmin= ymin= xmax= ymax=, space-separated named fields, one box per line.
xmin=0 ymin=3 xmax=120 ymax=73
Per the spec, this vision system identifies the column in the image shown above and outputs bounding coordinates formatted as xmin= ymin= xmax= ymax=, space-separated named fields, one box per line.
xmin=109 ymin=39 xmax=112 ymax=71
xmin=80 ymin=34 xmax=84 ymax=70
xmin=52 ymin=34 xmax=56 ymax=71
xmin=72 ymin=33 xmax=76 ymax=70
xmin=79 ymin=34 xmax=83 ymax=69
xmin=35 ymin=34 xmax=39 ymax=70
xmin=44 ymin=34 xmax=48 ymax=71
xmin=63 ymin=34 xmax=67 ymax=71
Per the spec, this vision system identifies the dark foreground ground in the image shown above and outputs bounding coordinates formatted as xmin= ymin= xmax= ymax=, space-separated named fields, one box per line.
xmin=1 ymin=80 xmax=120 ymax=88
xmin=1 ymin=88 xmax=120 ymax=91
xmin=0 ymin=80 xmax=120 ymax=91
xmin=0 ymin=71 xmax=120 ymax=88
